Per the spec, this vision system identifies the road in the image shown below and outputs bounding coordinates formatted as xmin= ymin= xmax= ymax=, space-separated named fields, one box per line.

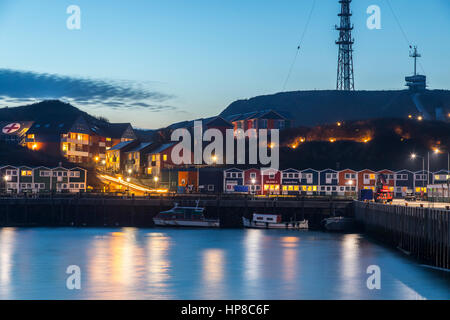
xmin=98 ymin=174 xmax=168 ymax=196
xmin=392 ymin=199 xmax=450 ymax=209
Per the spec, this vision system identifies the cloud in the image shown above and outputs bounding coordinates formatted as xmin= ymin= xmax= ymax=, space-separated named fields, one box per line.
xmin=0 ymin=69 xmax=176 ymax=112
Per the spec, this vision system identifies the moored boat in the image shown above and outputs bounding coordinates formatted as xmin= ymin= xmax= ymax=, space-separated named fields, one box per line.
xmin=243 ymin=213 xmax=308 ymax=230
xmin=153 ymin=204 xmax=220 ymax=228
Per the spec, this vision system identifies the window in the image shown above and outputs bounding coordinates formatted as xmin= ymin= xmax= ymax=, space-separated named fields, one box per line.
xmin=21 ymin=170 xmax=32 ymax=176
xmin=163 ymin=154 xmax=168 ymax=161
xmin=269 ymin=173 xmax=275 ymax=179
xmin=208 ymin=185 xmax=214 ymax=191
xmin=152 ymin=155 xmax=156 ymax=161
xmin=250 ymin=172 xmax=256 ymax=179
xmin=147 ymin=168 xmax=152 ymax=175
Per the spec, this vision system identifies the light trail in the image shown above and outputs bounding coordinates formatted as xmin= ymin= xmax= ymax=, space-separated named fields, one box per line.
xmin=98 ymin=174 xmax=168 ymax=193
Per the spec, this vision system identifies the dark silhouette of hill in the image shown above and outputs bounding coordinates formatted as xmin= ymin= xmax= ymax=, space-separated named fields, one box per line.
xmin=220 ymin=90 xmax=450 ymax=127
xmin=278 ymin=118 xmax=450 ymax=171
xmin=0 ymin=141 xmax=72 ymax=167
xmin=0 ymin=100 xmax=108 ymax=125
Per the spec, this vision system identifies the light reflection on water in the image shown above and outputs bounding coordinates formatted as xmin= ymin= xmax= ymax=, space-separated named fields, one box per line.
xmin=0 ymin=227 xmax=449 ymax=300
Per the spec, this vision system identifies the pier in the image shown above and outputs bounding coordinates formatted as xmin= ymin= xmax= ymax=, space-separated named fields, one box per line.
xmin=355 ymin=201 xmax=450 ymax=270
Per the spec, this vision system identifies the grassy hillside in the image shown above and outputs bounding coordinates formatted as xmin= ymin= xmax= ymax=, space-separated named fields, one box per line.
xmin=278 ymin=118 xmax=450 ymax=171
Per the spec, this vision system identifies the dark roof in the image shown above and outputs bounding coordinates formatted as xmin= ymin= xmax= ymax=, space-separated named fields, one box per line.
xmin=168 ymin=116 xmax=232 ymax=131
xmin=223 ymin=110 xmax=286 ymax=122
xmin=27 ymin=115 xmax=86 ymax=136
xmin=205 ymin=116 xmax=233 ymax=128
xmin=109 ymin=140 xmax=136 ymax=151
xmin=97 ymin=123 xmax=135 ymax=139
xmin=148 ymin=143 xmax=175 ymax=154
xmin=124 ymin=142 xmax=154 ymax=153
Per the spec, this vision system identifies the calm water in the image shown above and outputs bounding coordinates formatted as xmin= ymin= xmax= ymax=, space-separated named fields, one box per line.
xmin=0 ymin=227 xmax=449 ymax=300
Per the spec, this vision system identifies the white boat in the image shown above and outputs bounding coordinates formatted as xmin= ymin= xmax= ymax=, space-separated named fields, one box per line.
xmin=243 ymin=213 xmax=308 ymax=230
xmin=153 ymin=203 xmax=220 ymax=228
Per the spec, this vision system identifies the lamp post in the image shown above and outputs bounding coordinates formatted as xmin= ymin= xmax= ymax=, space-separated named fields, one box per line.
xmin=432 ymin=148 xmax=450 ymax=201
xmin=251 ymin=178 xmax=256 ymax=196
xmin=411 ymin=153 xmax=427 ymax=194
xmin=154 ymin=176 xmax=159 ymax=189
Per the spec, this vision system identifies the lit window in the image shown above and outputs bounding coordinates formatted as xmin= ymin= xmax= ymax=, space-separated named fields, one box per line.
xmin=163 ymin=154 xmax=168 ymax=161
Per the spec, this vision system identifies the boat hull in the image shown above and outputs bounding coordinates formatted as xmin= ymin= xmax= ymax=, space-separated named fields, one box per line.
xmin=243 ymin=217 xmax=308 ymax=229
xmin=153 ymin=218 xmax=220 ymax=228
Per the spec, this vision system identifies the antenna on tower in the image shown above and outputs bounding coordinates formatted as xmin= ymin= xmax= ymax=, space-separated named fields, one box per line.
xmin=336 ymin=0 xmax=355 ymax=91
xmin=409 ymin=45 xmax=421 ymax=76
xmin=405 ymin=45 xmax=426 ymax=91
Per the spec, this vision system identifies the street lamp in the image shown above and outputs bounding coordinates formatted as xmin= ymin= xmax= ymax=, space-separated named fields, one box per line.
xmin=411 ymin=153 xmax=427 ymax=191
xmin=154 ymin=176 xmax=159 ymax=188
xmin=128 ymin=169 xmax=132 ymax=174
xmin=251 ymin=178 xmax=256 ymax=195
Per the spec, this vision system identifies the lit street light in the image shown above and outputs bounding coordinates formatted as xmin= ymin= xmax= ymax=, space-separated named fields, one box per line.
xmin=154 ymin=176 xmax=159 ymax=188
xmin=411 ymin=153 xmax=427 ymax=188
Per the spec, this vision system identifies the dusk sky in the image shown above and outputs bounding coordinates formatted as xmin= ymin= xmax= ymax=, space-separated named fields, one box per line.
xmin=0 ymin=0 xmax=449 ymax=129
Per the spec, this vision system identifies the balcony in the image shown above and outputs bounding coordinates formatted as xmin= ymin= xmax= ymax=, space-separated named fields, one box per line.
xmin=65 ymin=150 xmax=89 ymax=157
xmin=61 ymin=137 xmax=90 ymax=145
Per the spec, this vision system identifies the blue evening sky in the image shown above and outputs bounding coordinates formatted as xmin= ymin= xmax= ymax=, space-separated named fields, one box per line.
xmin=0 ymin=0 xmax=448 ymax=129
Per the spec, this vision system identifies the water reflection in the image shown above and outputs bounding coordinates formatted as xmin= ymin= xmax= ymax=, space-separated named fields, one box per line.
xmin=0 ymin=228 xmax=448 ymax=300
xmin=146 ymin=232 xmax=172 ymax=299
xmin=281 ymin=237 xmax=299 ymax=282
xmin=0 ymin=228 xmax=16 ymax=298
xmin=339 ymin=234 xmax=361 ymax=299
xmin=201 ymin=249 xmax=225 ymax=299
xmin=88 ymin=228 xmax=146 ymax=299
xmin=244 ymin=229 xmax=262 ymax=282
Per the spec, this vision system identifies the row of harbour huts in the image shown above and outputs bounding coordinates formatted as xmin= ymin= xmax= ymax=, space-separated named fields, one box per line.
xmin=0 ymin=165 xmax=87 ymax=193
xmin=160 ymin=167 xmax=449 ymax=197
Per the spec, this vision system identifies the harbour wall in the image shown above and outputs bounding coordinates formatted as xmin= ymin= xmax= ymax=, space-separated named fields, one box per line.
xmin=0 ymin=196 xmax=353 ymax=229
xmin=354 ymin=201 xmax=450 ymax=269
